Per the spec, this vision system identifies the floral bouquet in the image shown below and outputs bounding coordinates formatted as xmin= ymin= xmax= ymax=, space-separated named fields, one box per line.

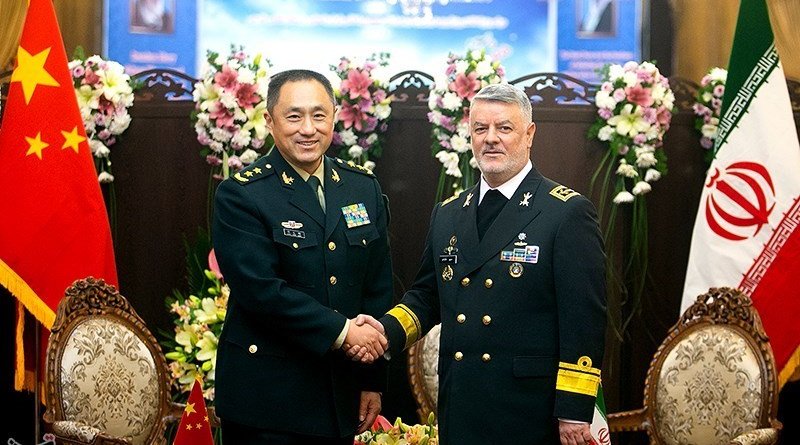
xmin=192 ymin=46 xmax=272 ymax=180
xmin=163 ymin=250 xmax=227 ymax=401
xmin=330 ymin=53 xmax=393 ymax=171
xmin=589 ymin=61 xmax=675 ymax=204
xmin=68 ymin=50 xmax=135 ymax=184
xmin=428 ymin=50 xmax=505 ymax=202
xmin=355 ymin=414 xmax=438 ymax=445
xmin=693 ymin=67 xmax=727 ymax=164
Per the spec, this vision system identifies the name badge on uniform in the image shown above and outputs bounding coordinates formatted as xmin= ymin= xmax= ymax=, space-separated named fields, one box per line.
xmin=341 ymin=203 xmax=371 ymax=228
xmin=283 ymin=228 xmax=305 ymax=239
xmin=439 ymin=255 xmax=457 ymax=264
xmin=500 ymin=245 xmax=539 ymax=264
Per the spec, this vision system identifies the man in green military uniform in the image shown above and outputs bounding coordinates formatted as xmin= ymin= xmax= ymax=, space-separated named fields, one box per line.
xmin=212 ymin=70 xmax=393 ymax=444
xmin=351 ymin=83 xmax=606 ymax=444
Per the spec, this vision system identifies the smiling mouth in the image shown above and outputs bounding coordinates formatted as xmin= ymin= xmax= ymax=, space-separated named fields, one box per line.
xmin=297 ymin=140 xmax=317 ymax=148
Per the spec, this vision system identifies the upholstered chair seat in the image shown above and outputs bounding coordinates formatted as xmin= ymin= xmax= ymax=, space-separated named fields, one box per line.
xmin=608 ymin=287 xmax=781 ymax=445
xmin=44 ymin=278 xmax=184 ymax=445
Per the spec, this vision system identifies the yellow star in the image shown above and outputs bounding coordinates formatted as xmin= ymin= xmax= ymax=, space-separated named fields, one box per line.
xmin=184 ymin=402 xmax=196 ymax=415
xmin=185 ymin=424 xmax=193 ymax=430
xmin=204 ymin=415 xmax=209 ymax=423
xmin=25 ymin=132 xmax=49 ymax=159
xmin=195 ymin=423 xmax=202 ymax=429
xmin=244 ymin=170 xmax=254 ymax=177
xmin=61 ymin=127 xmax=86 ymax=154
xmin=11 ymin=47 xmax=60 ymax=105
xmin=253 ymin=167 xmax=262 ymax=174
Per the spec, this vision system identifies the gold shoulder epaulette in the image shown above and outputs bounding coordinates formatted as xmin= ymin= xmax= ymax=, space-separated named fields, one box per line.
xmin=549 ymin=185 xmax=580 ymax=202
xmin=232 ymin=158 xmax=275 ymax=185
xmin=335 ymin=158 xmax=374 ymax=176
xmin=556 ymin=356 xmax=601 ymax=397
xmin=441 ymin=191 xmax=462 ymax=207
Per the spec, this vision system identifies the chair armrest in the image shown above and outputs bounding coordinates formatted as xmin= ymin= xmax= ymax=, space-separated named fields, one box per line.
xmin=729 ymin=428 xmax=779 ymax=445
xmin=607 ymin=408 xmax=648 ymax=432
xmin=51 ymin=420 xmax=132 ymax=444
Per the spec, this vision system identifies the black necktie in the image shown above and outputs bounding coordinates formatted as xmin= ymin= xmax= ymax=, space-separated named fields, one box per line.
xmin=477 ymin=189 xmax=507 ymax=240
xmin=307 ymin=175 xmax=325 ymax=213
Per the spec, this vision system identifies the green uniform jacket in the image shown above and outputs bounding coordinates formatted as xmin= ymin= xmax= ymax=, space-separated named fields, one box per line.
xmin=381 ymin=167 xmax=606 ymax=444
xmin=212 ymin=148 xmax=393 ymax=438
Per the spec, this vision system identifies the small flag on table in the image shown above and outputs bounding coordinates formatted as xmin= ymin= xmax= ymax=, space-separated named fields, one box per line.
xmin=173 ymin=379 xmax=214 ymax=445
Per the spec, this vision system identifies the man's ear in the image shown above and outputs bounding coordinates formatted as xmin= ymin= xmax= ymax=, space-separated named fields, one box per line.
xmin=265 ymin=111 xmax=274 ymax=132
xmin=526 ymin=121 xmax=537 ymax=147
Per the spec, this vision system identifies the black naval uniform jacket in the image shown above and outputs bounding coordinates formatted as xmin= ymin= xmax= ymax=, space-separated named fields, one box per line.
xmin=381 ymin=166 xmax=606 ymax=444
xmin=212 ymin=148 xmax=393 ymax=438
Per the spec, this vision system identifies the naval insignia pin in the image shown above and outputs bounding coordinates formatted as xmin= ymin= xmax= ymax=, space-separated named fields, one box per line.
xmin=442 ymin=264 xmax=454 ymax=281
xmin=514 ymin=233 xmax=527 ymax=247
xmin=520 ymin=192 xmax=532 ymax=207
xmin=282 ymin=171 xmax=294 ymax=185
xmin=281 ymin=221 xmax=303 ymax=229
xmin=341 ymin=203 xmax=371 ymax=228
xmin=463 ymin=192 xmax=473 ymax=207
xmin=509 ymin=262 xmax=524 ymax=278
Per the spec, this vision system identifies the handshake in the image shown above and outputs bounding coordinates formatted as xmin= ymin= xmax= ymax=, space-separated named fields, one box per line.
xmin=343 ymin=314 xmax=387 ymax=364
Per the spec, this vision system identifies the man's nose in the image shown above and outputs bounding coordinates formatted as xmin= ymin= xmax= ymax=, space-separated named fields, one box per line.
xmin=485 ymin=126 xmax=499 ymax=143
xmin=299 ymin=116 xmax=315 ymax=135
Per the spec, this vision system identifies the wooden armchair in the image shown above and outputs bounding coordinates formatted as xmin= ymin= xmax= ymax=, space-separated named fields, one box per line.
xmin=43 ymin=278 xmax=183 ymax=444
xmin=608 ymin=287 xmax=781 ymax=445
xmin=407 ymin=323 xmax=441 ymax=422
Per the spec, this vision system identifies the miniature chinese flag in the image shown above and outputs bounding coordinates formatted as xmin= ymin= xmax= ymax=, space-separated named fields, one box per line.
xmin=173 ymin=379 xmax=214 ymax=445
xmin=0 ymin=0 xmax=117 ymax=391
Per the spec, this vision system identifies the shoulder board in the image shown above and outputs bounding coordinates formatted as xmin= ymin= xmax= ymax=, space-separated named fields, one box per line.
xmin=334 ymin=158 xmax=375 ymax=177
xmin=440 ymin=191 xmax=462 ymax=207
xmin=232 ymin=159 xmax=276 ymax=185
xmin=549 ymin=185 xmax=581 ymax=202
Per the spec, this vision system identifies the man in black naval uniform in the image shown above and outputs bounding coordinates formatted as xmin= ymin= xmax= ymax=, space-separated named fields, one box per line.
xmin=351 ymin=83 xmax=606 ymax=444
xmin=212 ymin=69 xmax=393 ymax=444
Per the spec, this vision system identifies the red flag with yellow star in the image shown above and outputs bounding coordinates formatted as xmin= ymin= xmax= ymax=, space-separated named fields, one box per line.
xmin=174 ymin=379 xmax=214 ymax=445
xmin=0 ymin=0 xmax=117 ymax=390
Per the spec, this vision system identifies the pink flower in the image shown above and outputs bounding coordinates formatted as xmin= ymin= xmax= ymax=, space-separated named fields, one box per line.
xmin=601 ymin=82 xmax=613 ymax=92
xmin=235 ymin=82 xmax=260 ymax=109
xmin=625 ymin=85 xmax=654 ymax=107
xmin=214 ymin=64 xmax=239 ymax=90
xmin=700 ymin=136 xmax=713 ymax=149
xmin=713 ymin=85 xmax=725 ymax=97
xmin=341 ymin=69 xmax=372 ymax=100
xmin=338 ymin=58 xmax=349 ymax=71
xmin=373 ymin=89 xmax=387 ymax=103
xmin=83 ymin=68 xmax=100 ymax=85
xmin=338 ymin=102 xmax=365 ymax=131
xmin=445 ymin=63 xmax=457 ymax=76
xmin=598 ymin=108 xmax=613 ymax=120
xmin=210 ymin=106 xmax=235 ymax=128
xmin=657 ymin=108 xmax=672 ymax=126
xmin=208 ymin=250 xmax=224 ymax=279
xmin=450 ymin=72 xmax=480 ymax=100
xmin=71 ymin=65 xmax=85 ymax=79
xmin=612 ymin=88 xmax=626 ymax=102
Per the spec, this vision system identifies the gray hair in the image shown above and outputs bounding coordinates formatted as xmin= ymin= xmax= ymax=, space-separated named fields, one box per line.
xmin=471 ymin=83 xmax=532 ymax=123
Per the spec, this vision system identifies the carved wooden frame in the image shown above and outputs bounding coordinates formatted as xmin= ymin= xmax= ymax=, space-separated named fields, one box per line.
xmin=608 ymin=287 xmax=781 ymax=444
xmin=43 ymin=277 xmax=182 ymax=445
xmin=407 ymin=332 xmax=438 ymax=423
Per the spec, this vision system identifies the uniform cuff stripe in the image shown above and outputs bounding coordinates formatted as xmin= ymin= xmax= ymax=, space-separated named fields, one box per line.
xmin=556 ymin=369 xmax=601 ymax=397
xmin=387 ymin=304 xmax=421 ymax=350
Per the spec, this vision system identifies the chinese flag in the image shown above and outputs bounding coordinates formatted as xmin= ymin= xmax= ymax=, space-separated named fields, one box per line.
xmin=0 ymin=0 xmax=117 ymax=390
xmin=173 ymin=379 xmax=214 ymax=445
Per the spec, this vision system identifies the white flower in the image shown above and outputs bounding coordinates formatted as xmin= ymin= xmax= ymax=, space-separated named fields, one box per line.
xmin=366 ymin=134 xmax=378 ymax=145
xmin=608 ymin=64 xmax=625 ymax=82
xmin=595 ymin=90 xmax=617 ymax=109
xmin=710 ymin=67 xmax=728 ymax=82
xmin=375 ymin=103 xmax=391 ymax=120
xmin=469 ymin=49 xmax=483 ymax=61
xmin=428 ymin=92 xmax=440 ymax=111
xmin=242 ymin=102 xmax=269 ymax=140
xmin=608 ymin=104 xmax=651 ymax=137
xmin=455 ymin=60 xmax=469 ymax=75
xmin=89 ymin=139 xmax=110 ymax=157
xmin=636 ymin=152 xmax=657 ymax=168
xmin=364 ymin=160 xmax=376 ymax=171
xmin=218 ymin=90 xmax=238 ymax=110
xmin=97 ymin=171 xmax=114 ymax=183
xmin=645 ymin=168 xmax=661 ymax=182
xmin=639 ymin=61 xmax=657 ymax=74
xmin=231 ymin=129 xmax=252 ymax=148
xmin=237 ymin=67 xmax=255 ymax=84
xmin=442 ymin=92 xmax=462 ymax=111
xmin=433 ymin=75 xmax=450 ymax=92
xmin=613 ymin=190 xmax=635 ymax=204
xmin=450 ymin=134 xmax=470 ymax=153
xmin=651 ymin=83 xmax=666 ymax=101
xmin=370 ymin=66 xmax=390 ymax=86
xmin=435 ymin=150 xmax=462 ymax=178
xmin=456 ymin=120 xmax=470 ymax=137
xmin=475 ymin=60 xmax=493 ymax=78
xmin=196 ymin=330 xmax=218 ymax=362
xmin=597 ymin=125 xmax=615 ymax=141
xmin=701 ymin=123 xmax=718 ymax=138
xmin=632 ymin=181 xmax=652 ymax=195
xmin=240 ymin=149 xmax=259 ymax=164
xmin=108 ymin=113 xmax=131 ymax=134
xmin=348 ymin=145 xmax=364 ymax=158
xmin=469 ymin=156 xmax=478 ymax=169
xmin=210 ymin=127 xmax=233 ymax=143
xmin=622 ymin=71 xmax=638 ymax=87
xmin=339 ymin=129 xmax=358 ymax=146
xmin=615 ymin=161 xmax=638 ymax=178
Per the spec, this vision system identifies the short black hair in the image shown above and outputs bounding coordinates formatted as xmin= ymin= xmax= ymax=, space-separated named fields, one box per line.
xmin=267 ymin=69 xmax=336 ymax=113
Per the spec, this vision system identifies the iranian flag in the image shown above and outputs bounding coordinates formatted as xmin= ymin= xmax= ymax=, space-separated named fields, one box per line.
xmin=590 ymin=386 xmax=611 ymax=445
xmin=682 ymin=0 xmax=800 ymax=388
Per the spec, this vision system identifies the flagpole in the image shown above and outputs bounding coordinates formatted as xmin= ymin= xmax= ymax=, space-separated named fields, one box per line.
xmin=34 ymin=325 xmax=40 ymax=443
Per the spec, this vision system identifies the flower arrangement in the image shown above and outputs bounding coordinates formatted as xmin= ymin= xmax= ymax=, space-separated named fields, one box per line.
xmin=68 ymin=50 xmax=135 ymax=184
xmin=589 ymin=61 xmax=675 ymax=204
xmin=163 ymin=250 xmax=227 ymax=401
xmin=192 ymin=46 xmax=272 ymax=180
xmin=355 ymin=414 xmax=438 ymax=445
xmin=330 ymin=53 xmax=393 ymax=171
xmin=428 ymin=50 xmax=505 ymax=201
xmin=693 ymin=67 xmax=727 ymax=164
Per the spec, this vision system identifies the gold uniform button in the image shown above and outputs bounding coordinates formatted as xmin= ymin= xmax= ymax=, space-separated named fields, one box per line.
xmin=482 ymin=315 xmax=492 ymax=325
xmin=456 ymin=314 xmax=466 ymax=323
xmin=454 ymin=352 xmax=464 ymax=361
xmin=292 ymin=242 xmax=299 ymax=249
xmin=329 ymin=276 xmax=337 ymax=285
xmin=482 ymin=353 xmax=492 ymax=362
xmin=248 ymin=345 xmax=258 ymax=354
xmin=328 ymin=241 xmax=336 ymax=251
xmin=484 ymin=278 xmax=493 ymax=288
xmin=461 ymin=277 xmax=470 ymax=287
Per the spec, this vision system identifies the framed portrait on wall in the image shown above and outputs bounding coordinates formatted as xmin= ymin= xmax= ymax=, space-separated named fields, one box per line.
xmin=577 ymin=0 xmax=617 ymax=37
xmin=130 ymin=0 xmax=175 ymax=34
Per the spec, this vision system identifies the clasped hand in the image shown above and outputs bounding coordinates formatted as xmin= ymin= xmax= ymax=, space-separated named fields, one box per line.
xmin=343 ymin=314 xmax=386 ymax=364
